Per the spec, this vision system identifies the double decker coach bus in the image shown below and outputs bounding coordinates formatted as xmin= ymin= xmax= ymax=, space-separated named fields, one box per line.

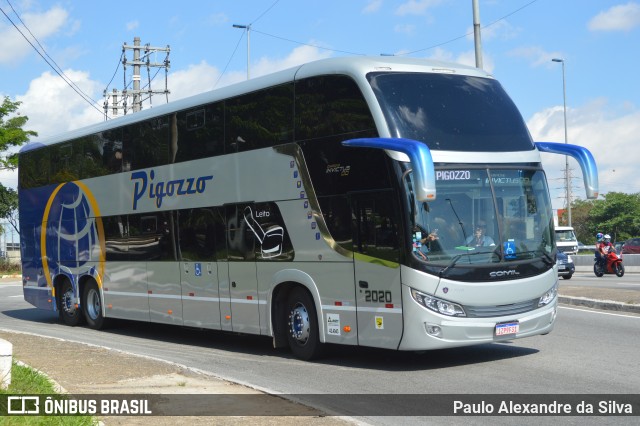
xmin=18 ymin=57 xmax=598 ymax=360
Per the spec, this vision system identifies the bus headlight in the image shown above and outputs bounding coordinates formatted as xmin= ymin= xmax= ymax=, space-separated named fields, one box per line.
xmin=538 ymin=283 xmax=558 ymax=307
xmin=410 ymin=288 xmax=466 ymax=317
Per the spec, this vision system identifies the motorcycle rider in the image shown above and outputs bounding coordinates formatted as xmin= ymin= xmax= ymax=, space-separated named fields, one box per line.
xmin=594 ymin=232 xmax=605 ymax=268
xmin=597 ymin=234 xmax=614 ymax=269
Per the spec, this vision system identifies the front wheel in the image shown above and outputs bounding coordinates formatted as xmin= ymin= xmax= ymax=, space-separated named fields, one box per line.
xmin=593 ymin=262 xmax=604 ymax=277
xmin=615 ymin=262 xmax=625 ymax=277
xmin=82 ymin=281 xmax=107 ymax=329
xmin=286 ymin=287 xmax=325 ymax=361
xmin=59 ymin=280 xmax=83 ymax=326
xmin=562 ymin=273 xmax=573 ymax=280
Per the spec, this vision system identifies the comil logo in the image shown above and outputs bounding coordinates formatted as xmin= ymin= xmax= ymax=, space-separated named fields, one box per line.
xmin=41 ymin=182 xmax=105 ymax=288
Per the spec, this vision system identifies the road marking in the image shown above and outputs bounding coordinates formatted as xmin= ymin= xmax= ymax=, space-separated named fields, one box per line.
xmin=560 ymin=305 xmax=640 ymax=319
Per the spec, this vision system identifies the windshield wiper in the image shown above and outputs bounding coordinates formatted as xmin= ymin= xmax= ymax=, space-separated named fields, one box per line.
xmin=439 ymin=250 xmax=489 ymax=277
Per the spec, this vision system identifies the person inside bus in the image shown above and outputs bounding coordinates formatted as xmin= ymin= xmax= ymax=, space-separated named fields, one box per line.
xmin=465 ymin=220 xmax=495 ymax=247
xmin=412 ymin=227 xmax=439 ymax=260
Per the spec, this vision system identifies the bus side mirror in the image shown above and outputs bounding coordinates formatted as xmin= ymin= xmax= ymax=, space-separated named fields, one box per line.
xmin=535 ymin=142 xmax=599 ymax=199
xmin=342 ymin=137 xmax=436 ymax=202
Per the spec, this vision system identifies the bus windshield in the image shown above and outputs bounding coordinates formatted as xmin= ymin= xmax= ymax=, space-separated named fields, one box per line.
xmin=407 ymin=167 xmax=554 ymax=267
xmin=368 ymin=72 xmax=534 ymax=152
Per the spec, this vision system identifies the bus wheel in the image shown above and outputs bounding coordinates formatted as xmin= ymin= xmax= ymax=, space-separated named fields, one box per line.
xmin=59 ymin=280 xmax=83 ymax=326
xmin=286 ymin=287 xmax=324 ymax=360
xmin=82 ymin=281 xmax=107 ymax=329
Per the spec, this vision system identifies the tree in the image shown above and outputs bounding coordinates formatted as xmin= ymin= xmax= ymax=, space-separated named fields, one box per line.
xmin=589 ymin=192 xmax=640 ymax=242
xmin=0 ymin=96 xmax=37 ymax=232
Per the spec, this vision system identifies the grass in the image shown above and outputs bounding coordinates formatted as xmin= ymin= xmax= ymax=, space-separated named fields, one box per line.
xmin=1 ymin=362 xmax=96 ymax=425
xmin=0 ymin=258 xmax=20 ymax=276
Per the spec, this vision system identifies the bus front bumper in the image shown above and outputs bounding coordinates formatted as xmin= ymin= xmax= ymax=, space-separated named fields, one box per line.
xmin=398 ymin=290 xmax=558 ymax=351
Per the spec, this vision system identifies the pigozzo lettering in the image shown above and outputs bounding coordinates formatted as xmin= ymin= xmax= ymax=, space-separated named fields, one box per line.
xmin=131 ymin=169 xmax=213 ymax=210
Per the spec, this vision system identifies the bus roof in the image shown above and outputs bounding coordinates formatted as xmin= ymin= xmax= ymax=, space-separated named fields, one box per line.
xmin=20 ymin=56 xmax=492 ymax=153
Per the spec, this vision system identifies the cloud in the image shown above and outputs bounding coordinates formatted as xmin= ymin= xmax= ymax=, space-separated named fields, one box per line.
xmin=394 ymin=23 xmax=416 ymax=35
xmin=508 ymin=46 xmax=564 ymax=68
xmin=363 ymin=0 xmax=383 ymax=14
xmin=207 ymin=13 xmax=229 ymax=25
xmin=14 ymin=44 xmax=333 ymax=138
xmin=528 ymin=100 xmax=640 ymax=205
xmin=126 ymin=20 xmax=139 ymax=31
xmin=466 ymin=20 xmax=520 ymax=42
xmin=0 ymin=6 xmax=69 ymax=65
xmin=15 ymin=69 xmax=103 ymax=139
xmin=396 ymin=0 xmax=443 ymax=16
xmin=588 ymin=2 xmax=640 ymax=31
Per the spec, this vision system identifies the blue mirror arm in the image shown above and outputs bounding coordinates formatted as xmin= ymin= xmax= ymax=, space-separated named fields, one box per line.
xmin=535 ymin=142 xmax=599 ymax=199
xmin=342 ymin=137 xmax=436 ymax=201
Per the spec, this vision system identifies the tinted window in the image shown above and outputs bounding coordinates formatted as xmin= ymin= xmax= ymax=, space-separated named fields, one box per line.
xmin=295 ymin=75 xmax=376 ymax=141
xmin=19 ymin=146 xmax=49 ymax=189
xmin=175 ymin=103 xmax=225 ymax=163
xmin=299 ymin=136 xmax=391 ymax=197
xmin=318 ymin=195 xmax=353 ymax=252
xmin=226 ymin=84 xmax=294 ymax=152
xmin=351 ymin=192 xmax=401 ymax=264
xmin=50 ymin=143 xmax=76 ymax=184
xmin=102 ymin=215 xmax=128 ymax=261
xmin=368 ymin=72 xmax=534 ymax=152
xmin=123 ymin=116 xmax=170 ymax=171
xmin=128 ymin=212 xmax=176 ymax=261
xmin=177 ymin=208 xmax=223 ymax=261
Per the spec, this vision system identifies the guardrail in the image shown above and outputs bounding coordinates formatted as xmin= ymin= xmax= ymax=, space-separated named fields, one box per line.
xmin=572 ymin=253 xmax=640 ymax=272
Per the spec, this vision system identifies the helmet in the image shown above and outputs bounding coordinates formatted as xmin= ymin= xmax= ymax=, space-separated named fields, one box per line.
xmin=596 ymin=232 xmax=603 ymax=241
xmin=604 ymin=234 xmax=611 ymax=242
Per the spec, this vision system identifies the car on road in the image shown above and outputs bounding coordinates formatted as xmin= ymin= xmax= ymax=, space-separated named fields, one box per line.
xmin=556 ymin=251 xmax=575 ymax=279
xmin=621 ymin=238 xmax=640 ymax=254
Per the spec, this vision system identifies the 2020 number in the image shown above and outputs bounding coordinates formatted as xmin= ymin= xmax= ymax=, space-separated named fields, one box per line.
xmin=364 ymin=290 xmax=392 ymax=303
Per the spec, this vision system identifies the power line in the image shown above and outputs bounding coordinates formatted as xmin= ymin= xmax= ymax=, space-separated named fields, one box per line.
xmin=0 ymin=1 xmax=103 ymax=116
xmin=243 ymin=0 xmax=541 ymax=58
xmin=214 ymin=0 xmax=282 ymax=87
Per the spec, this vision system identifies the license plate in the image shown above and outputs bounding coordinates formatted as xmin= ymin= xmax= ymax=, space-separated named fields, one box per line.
xmin=558 ymin=264 xmax=566 ymax=270
xmin=495 ymin=321 xmax=519 ymax=337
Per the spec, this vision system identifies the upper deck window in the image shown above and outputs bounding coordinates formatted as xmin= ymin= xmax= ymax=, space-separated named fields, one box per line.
xmin=368 ymin=72 xmax=534 ymax=152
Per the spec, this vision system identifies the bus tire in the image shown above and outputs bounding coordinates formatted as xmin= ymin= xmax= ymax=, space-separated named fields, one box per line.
xmin=59 ymin=279 xmax=83 ymax=326
xmin=82 ymin=281 xmax=107 ymax=329
xmin=286 ymin=287 xmax=324 ymax=360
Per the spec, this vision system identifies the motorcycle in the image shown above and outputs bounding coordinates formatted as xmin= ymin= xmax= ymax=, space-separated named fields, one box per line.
xmin=593 ymin=249 xmax=624 ymax=277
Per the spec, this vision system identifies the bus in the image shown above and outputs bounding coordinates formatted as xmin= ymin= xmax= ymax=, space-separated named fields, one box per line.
xmin=18 ymin=56 xmax=598 ymax=360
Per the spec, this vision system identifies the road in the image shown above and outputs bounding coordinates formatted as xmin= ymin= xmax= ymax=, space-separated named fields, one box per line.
xmin=2 ymin=278 xmax=639 ymax=425
xmin=562 ymin=270 xmax=640 ymax=292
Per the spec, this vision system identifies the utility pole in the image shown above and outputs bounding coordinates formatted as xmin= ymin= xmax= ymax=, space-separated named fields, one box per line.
xmin=472 ymin=0 xmax=483 ymax=69
xmin=104 ymin=37 xmax=171 ymax=117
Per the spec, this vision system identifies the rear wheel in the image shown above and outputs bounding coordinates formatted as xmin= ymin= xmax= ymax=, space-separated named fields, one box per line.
xmin=286 ymin=287 xmax=324 ymax=360
xmin=593 ymin=262 xmax=604 ymax=277
xmin=59 ymin=280 xmax=83 ymax=326
xmin=82 ymin=281 xmax=107 ymax=329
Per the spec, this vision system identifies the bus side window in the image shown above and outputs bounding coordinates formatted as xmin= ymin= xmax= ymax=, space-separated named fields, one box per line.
xmin=225 ymin=84 xmax=294 ymax=153
xmin=351 ymin=192 xmax=400 ymax=263
xmin=177 ymin=208 xmax=217 ymax=262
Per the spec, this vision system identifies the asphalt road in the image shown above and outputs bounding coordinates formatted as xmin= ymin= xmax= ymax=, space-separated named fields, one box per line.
xmin=2 ymin=279 xmax=640 ymax=425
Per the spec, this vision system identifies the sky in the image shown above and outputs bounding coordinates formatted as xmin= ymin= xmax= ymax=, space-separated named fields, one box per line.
xmin=1 ymin=0 xmax=640 ymax=213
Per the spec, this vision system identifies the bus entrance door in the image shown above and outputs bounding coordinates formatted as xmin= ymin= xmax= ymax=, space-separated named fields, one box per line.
xmin=352 ymin=193 xmax=403 ymax=349
xmin=222 ymin=204 xmax=261 ymax=334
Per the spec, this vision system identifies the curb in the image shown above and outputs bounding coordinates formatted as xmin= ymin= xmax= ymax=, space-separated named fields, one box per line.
xmin=558 ymin=296 xmax=640 ymax=315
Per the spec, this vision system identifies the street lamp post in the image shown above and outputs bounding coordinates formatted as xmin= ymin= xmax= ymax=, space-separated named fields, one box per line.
xmin=552 ymin=58 xmax=571 ymax=227
xmin=233 ymin=24 xmax=251 ymax=80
